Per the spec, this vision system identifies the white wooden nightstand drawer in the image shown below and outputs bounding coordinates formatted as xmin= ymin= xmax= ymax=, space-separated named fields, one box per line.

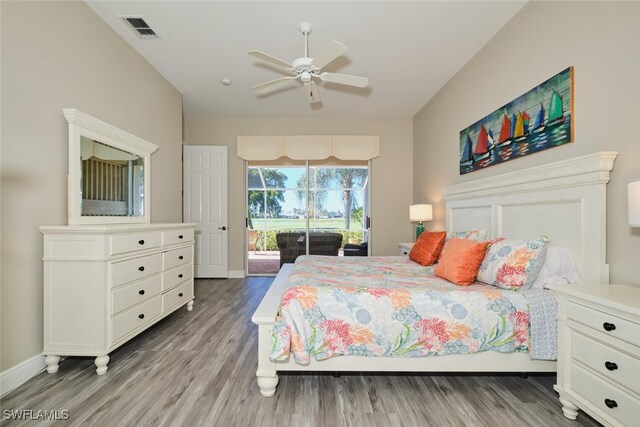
xmin=162 ymin=229 xmax=194 ymax=246
xmin=571 ymin=330 xmax=640 ymax=393
xmin=162 ymin=263 xmax=193 ymax=291
xmin=163 ymin=246 xmax=192 ymax=271
xmin=111 ymin=253 xmax=162 ymax=288
xmin=112 ymin=296 xmax=162 ymax=342
xmin=110 ymin=232 xmax=161 ymax=255
xmin=567 ymin=302 xmax=640 ymax=347
xmin=571 ymin=363 xmax=640 ymax=427
xmin=163 ymin=281 xmax=193 ymax=311
xmin=112 ymin=274 xmax=162 ymax=315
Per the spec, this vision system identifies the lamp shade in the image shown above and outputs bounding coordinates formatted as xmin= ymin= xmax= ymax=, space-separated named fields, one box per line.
xmin=410 ymin=204 xmax=433 ymax=222
xmin=629 ymin=179 xmax=640 ymax=227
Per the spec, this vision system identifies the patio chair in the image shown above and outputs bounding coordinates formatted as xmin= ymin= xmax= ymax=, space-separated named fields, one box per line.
xmin=247 ymin=229 xmax=259 ymax=254
xmin=276 ymin=232 xmax=343 ymax=266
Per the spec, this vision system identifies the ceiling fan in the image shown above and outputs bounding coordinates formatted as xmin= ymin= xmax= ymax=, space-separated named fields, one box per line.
xmin=249 ymin=22 xmax=369 ymax=104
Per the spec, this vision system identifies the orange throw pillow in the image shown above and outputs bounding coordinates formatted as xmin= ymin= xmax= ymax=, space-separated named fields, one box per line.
xmin=409 ymin=231 xmax=446 ymax=266
xmin=434 ymin=237 xmax=488 ymax=286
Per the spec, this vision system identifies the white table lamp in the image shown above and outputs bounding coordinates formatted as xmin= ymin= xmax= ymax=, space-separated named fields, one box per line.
xmin=410 ymin=204 xmax=433 ymax=239
xmin=629 ymin=179 xmax=640 ymax=227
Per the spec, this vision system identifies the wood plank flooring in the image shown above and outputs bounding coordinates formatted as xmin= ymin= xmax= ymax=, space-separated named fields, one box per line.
xmin=1 ymin=277 xmax=600 ymax=427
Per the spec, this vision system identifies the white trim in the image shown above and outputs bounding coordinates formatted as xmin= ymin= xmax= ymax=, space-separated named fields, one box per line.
xmin=63 ymin=109 xmax=158 ymax=154
xmin=0 ymin=354 xmax=46 ymax=397
xmin=228 ymin=270 xmax=246 ymax=279
xmin=442 ymin=151 xmax=618 ymax=200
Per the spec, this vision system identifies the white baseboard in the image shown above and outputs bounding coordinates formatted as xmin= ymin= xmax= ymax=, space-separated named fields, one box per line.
xmin=0 ymin=353 xmax=46 ymax=397
xmin=228 ymin=270 xmax=246 ymax=278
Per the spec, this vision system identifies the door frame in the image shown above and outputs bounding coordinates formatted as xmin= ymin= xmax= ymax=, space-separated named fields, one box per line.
xmin=244 ymin=160 xmax=372 ymax=275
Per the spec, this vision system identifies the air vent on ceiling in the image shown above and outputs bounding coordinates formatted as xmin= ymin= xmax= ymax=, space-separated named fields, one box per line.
xmin=120 ymin=16 xmax=159 ymax=40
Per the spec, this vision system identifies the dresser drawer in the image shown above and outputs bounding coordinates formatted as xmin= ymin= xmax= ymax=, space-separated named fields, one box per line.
xmin=163 ymin=229 xmax=194 ymax=246
xmin=571 ymin=363 xmax=640 ymax=427
xmin=163 ymin=263 xmax=193 ymax=291
xmin=111 ymin=254 xmax=162 ymax=288
xmin=112 ymin=296 xmax=162 ymax=342
xmin=567 ymin=302 xmax=640 ymax=347
xmin=110 ymin=232 xmax=162 ymax=255
xmin=112 ymin=274 xmax=162 ymax=315
xmin=571 ymin=330 xmax=640 ymax=393
xmin=163 ymin=247 xmax=192 ymax=271
xmin=163 ymin=281 xmax=193 ymax=311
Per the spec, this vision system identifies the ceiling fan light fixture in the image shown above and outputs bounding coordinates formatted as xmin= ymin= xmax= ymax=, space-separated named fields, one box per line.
xmin=249 ymin=23 xmax=369 ymax=104
xmin=300 ymin=71 xmax=312 ymax=83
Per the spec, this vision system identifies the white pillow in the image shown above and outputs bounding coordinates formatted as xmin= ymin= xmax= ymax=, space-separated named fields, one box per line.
xmin=532 ymin=245 xmax=581 ymax=289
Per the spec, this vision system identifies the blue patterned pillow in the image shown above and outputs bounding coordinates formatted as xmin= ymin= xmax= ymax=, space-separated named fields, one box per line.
xmin=477 ymin=236 xmax=549 ymax=290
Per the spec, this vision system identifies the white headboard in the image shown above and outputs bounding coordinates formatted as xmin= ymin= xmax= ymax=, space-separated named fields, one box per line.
xmin=442 ymin=152 xmax=617 ymax=285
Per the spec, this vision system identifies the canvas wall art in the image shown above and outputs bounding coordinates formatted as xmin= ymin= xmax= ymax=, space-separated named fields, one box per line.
xmin=459 ymin=67 xmax=574 ymax=175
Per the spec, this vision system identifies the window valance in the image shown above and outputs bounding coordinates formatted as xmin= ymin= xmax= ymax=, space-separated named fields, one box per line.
xmin=237 ymin=135 xmax=379 ymax=161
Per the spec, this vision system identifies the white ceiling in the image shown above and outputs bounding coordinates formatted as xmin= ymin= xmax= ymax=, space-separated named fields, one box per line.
xmin=87 ymin=1 xmax=526 ymax=118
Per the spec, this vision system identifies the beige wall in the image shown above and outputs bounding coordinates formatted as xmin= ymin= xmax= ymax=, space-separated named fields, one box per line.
xmin=0 ymin=1 xmax=183 ymax=370
xmin=413 ymin=1 xmax=640 ymax=285
xmin=184 ymin=117 xmax=414 ymax=272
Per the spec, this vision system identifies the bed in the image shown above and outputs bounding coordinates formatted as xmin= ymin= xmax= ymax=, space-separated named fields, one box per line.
xmin=252 ymin=151 xmax=617 ymax=397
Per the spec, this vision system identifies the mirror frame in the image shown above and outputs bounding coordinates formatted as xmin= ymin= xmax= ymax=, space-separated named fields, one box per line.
xmin=63 ymin=108 xmax=158 ymax=225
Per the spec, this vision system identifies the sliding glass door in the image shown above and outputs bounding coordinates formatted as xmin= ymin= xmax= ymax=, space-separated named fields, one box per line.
xmin=247 ymin=160 xmax=370 ymax=275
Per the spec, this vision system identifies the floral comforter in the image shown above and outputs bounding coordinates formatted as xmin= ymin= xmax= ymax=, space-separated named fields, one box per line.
xmin=271 ymin=256 xmax=555 ymax=364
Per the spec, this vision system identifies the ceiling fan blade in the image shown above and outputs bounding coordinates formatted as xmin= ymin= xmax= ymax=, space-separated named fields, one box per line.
xmin=310 ymin=41 xmax=347 ymax=70
xmin=252 ymin=77 xmax=297 ymax=95
xmin=318 ymin=72 xmax=369 ymax=88
xmin=304 ymin=81 xmax=321 ymax=104
xmin=249 ymin=50 xmax=297 ymax=76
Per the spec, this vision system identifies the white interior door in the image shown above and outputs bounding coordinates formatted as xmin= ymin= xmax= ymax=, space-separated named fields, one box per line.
xmin=183 ymin=146 xmax=228 ymax=278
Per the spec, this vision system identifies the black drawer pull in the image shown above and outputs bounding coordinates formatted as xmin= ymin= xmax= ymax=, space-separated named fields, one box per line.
xmin=179 ymin=235 xmax=184 ymax=239
xmin=604 ymin=399 xmax=617 ymax=409
xmin=178 ymin=293 xmax=184 ymax=297
xmin=138 ymin=240 xmax=145 ymax=245
xmin=139 ymin=290 xmax=145 ymax=295
xmin=179 ymin=255 xmax=184 ymax=260
xmin=603 ymin=322 xmax=616 ymax=332
xmin=178 ymin=274 xmax=183 ymax=278
xmin=138 ymin=314 xmax=145 ymax=320
xmin=605 ymin=361 xmax=618 ymax=371
xmin=138 ymin=266 xmax=145 ymax=272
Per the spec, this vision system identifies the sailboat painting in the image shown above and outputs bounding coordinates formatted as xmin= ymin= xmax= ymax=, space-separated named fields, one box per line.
xmin=459 ymin=67 xmax=574 ymax=175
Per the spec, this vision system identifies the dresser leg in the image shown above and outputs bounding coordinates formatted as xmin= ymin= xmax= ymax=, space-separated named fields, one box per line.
xmin=559 ymin=397 xmax=579 ymax=420
xmin=45 ymin=355 xmax=60 ymax=373
xmin=95 ymin=355 xmax=109 ymax=375
xmin=187 ymin=299 xmax=194 ymax=312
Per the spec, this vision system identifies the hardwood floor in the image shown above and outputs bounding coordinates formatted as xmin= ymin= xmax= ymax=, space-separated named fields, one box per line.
xmin=1 ymin=277 xmax=600 ymax=427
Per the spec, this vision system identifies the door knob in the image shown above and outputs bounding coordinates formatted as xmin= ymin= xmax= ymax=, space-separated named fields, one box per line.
xmin=218 ymin=226 xmax=227 ymax=231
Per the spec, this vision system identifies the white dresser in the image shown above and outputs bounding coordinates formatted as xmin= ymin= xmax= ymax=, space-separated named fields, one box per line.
xmin=548 ymin=284 xmax=640 ymax=427
xmin=40 ymin=223 xmax=197 ymax=375
xmin=398 ymin=242 xmax=414 ymax=255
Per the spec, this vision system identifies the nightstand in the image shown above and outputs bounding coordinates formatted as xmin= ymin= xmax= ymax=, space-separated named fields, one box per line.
xmin=547 ymin=283 xmax=640 ymax=427
xmin=398 ymin=242 xmax=414 ymax=255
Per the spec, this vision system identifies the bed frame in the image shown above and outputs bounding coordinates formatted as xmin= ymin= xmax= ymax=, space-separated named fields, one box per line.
xmin=252 ymin=152 xmax=618 ymax=396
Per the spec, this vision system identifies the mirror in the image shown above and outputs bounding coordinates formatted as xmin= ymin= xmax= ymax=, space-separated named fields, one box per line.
xmin=64 ymin=109 xmax=158 ymax=225
xmin=80 ymin=137 xmax=145 ymax=217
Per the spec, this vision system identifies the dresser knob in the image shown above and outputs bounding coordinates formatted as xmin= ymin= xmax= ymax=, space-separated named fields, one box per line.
xmin=604 ymin=399 xmax=618 ymax=409
xmin=179 ymin=235 xmax=184 ymax=239
xmin=605 ymin=361 xmax=618 ymax=371
xmin=138 ymin=314 xmax=145 ymax=320
xmin=178 ymin=274 xmax=183 ymax=278
xmin=138 ymin=266 xmax=145 ymax=272
xmin=179 ymin=255 xmax=184 ymax=260
xmin=603 ymin=322 xmax=616 ymax=332
xmin=139 ymin=290 xmax=145 ymax=295
xmin=178 ymin=293 xmax=184 ymax=297
xmin=138 ymin=240 xmax=145 ymax=245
